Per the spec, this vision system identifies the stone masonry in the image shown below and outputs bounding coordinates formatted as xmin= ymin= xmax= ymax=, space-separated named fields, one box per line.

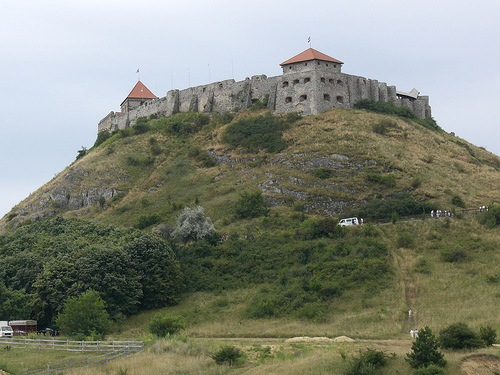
xmin=98 ymin=48 xmax=431 ymax=133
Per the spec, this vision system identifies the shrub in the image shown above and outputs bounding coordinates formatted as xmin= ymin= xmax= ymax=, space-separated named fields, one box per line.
xmin=396 ymin=232 xmax=414 ymax=248
xmin=56 ymin=289 xmax=111 ymax=338
xmin=477 ymin=205 xmax=500 ymax=228
xmin=479 ymin=325 xmax=497 ymax=346
xmin=451 ymin=195 xmax=465 ymax=208
xmin=236 ymin=191 xmax=268 ymax=219
xmin=411 ymin=176 xmax=423 ymax=189
xmin=314 ymin=168 xmax=332 ymax=179
xmin=149 ymin=313 xmax=185 ymax=337
xmin=364 ymin=173 xmax=396 ymax=187
xmin=439 ymin=322 xmax=484 ymax=350
xmin=171 ymin=206 xmax=216 ymax=242
xmin=372 ymin=120 xmax=396 ymax=135
xmin=406 ymin=326 xmax=446 ymax=369
xmin=93 ymin=130 xmax=111 ymax=148
xmin=211 ymin=345 xmax=243 ymax=365
xmin=76 ymin=146 xmax=87 ymax=160
xmin=135 ymin=213 xmax=160 ymax=229
xmin=221 ymin=114 xmax=289 ymax=153
xmin=440 ymin=248 xmax=467 ymax=263
xmin=344 ymin=348 xmax=388 ymax=375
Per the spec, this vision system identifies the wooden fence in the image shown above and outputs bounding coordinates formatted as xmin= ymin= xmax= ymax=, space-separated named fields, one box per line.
xmin=0 ymin=338 xmax=144 ymax=374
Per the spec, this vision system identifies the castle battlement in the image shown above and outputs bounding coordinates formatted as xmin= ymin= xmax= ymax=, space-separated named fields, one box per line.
xmin=98 ymin=48 xmax=431 ymax=133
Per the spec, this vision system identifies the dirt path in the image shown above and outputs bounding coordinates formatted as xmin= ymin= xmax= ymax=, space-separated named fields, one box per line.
xmin=461 ymin=355 xmax=500 ymax=375
xmin=393 ymin=248 xmax=418 ymax=331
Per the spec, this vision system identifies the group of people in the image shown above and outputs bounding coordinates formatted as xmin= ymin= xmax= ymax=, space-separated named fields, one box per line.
xmin=479 ymin=206 xmax=489 ymax=213
xmin=410 ymin=329 xmax=419 ymax=339
xmin=430 ymin=209 xmax=452 ymax=218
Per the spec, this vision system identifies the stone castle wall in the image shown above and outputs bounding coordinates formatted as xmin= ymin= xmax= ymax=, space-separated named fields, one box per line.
xmin=98 ymin=67 xmax=431 ymax=133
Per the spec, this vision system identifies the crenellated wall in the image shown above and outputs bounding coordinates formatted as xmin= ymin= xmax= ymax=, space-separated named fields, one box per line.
xmin=98 ymin=64 xmax=431 ymax=133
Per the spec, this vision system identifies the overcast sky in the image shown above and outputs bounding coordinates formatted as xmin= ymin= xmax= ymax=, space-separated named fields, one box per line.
xmin=1 ymin=0 xmax=499 ymax=219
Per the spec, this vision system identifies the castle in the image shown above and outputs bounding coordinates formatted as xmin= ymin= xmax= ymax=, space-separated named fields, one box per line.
xmin=98 ymin=48 xmax=431 ymax=133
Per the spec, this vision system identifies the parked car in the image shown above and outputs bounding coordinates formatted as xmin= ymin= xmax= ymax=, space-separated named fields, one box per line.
xmin=38 ymin=328 xmax=59 ymax=336
xmin=0 ymin=322 xmax=13 ymax=338
xmin=338 ymin=217 xmax=359 ymax=226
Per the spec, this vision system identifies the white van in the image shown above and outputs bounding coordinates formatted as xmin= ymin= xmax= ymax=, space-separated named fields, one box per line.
xmin=338 ymin=217 xmax=359 ymax=226
xmin=0 ymin=322 xmax=13 ymax=338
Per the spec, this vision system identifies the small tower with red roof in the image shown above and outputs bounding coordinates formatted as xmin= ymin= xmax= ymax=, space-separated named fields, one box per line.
xmin=120 ymin=81 xmax=158 ymax=113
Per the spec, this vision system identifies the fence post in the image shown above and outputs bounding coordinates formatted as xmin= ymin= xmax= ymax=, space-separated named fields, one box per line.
xmin=46 ymin=363 xmax=50 ymax=374
xmin=81 ymin=340 xmax=84 ymax=353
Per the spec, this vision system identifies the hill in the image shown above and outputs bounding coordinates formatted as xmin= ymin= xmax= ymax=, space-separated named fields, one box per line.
xmin=2 ymin=106 xmax=499 ymax=230
xmin=0 ymin=106 xmax=499 ymax=374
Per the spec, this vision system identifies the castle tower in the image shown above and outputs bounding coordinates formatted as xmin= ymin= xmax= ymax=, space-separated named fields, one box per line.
xmin=276 ymin=48 xmax=348 ymax=115
xmin=120 ymin=81 xmax=158 ymax=113
xmin=280 ymin=48 xmax=344 ymax=75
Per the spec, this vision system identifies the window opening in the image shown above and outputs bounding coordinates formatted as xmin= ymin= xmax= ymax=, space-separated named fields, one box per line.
xmin=324 ymin=94 xmax=331 ymax=101
xmin=299 ymin=95 xmax=307 ymax=102
xmin=285 ymin=96 xmax=292 ymax=103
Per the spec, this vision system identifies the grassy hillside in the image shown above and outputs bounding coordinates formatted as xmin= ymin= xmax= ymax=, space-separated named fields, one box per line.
xmin=1 ymin=106 xmax=499 ymax=374
xmin=2 ymin=107 xmax=499 ymax=231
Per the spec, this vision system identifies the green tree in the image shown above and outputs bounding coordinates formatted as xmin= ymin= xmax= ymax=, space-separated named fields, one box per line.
xmin=439 ymin=322 xmax=484 ymax=349
xmin=235 ymin=191 xmax=268 ymax=219
xmin=76 ymin=246 xmax=143 ymax=317
xmin=0 ymin=282 xmax=32 ymax=320
xmin=33 ymin=257 xmax=82 ymax=327
xmin=149 ymin=312 xmax=185 ymax=337
xmin=124 ymin=234 xmax=183 ymax=309
xmin=172 ymin=206 xmax=216 ymax=242
xmin=56 ymin=289 xmax=111 ymax=338
xmin=406 ymin=326 xmax=446 ymax=369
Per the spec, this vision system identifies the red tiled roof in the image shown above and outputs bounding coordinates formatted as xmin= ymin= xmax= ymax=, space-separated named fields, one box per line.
xmin=280 ymin=48 xmax=344 ymax=66
xmin=126 ymin=81 xmax=158 ymax=99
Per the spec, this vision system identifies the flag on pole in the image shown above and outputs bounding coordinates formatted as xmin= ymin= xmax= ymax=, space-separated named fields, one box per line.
xmin=308 ymin=37 xmax=311 ymax=43
xmin=136 ymin=68 xmax=140 ymax=73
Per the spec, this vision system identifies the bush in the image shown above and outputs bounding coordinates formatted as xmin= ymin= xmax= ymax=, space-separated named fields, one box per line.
xmin=93 ymin=130 xmax=111 ymax=148
xmin=477 ymin=205 xmax=500 ymax=228
xmin=314 ymin=168 xmax=332 ymax=179
xmin=406 ymin=326 xmax=446 ymax=369
xmin=479 ymin=325 xmax=497 ymax=346
xmin=396 ymin=232 xmax=414 ymax=248
xmin=364 ymin=173 xmax=397 ymax=187
xmin=135 ymin=213 xmax=160 ymax=229
xmin=440 ymin=248 xmax=467 ymax=263
xmin=221 ymin=114 xmax=289 ymax=153
xmin=439 ymin=322 xmax=484 ymax=350
xmin=235 ymin=191 xmax=269 ymax=219
xmin=56 ymin=289 xmax=111 ymax=338
xmin=451 ymin=195 xmax=465 ymax=208
xmin=372 ymin=120 xmax=396 ymax=135
xmin=149 ymin=313 xmax=185 ymax=337
xmin=344 ymin=348 xmax=388 ymax=375
xmin=211 ymin=345 xmax=243 ymax=365
xmin=171 ymin=206 xmax=216 ymax=242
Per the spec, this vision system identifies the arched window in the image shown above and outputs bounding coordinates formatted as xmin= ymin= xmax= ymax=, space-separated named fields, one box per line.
xmin=285 ymin=96 xmax=292 ymax=103
xmin=282 ymin=81 xmax=289 ymax=87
